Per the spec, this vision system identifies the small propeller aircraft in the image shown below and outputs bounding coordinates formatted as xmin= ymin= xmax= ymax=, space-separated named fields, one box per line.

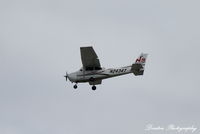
xmin=64 ymin=46 xmax=148 ymax=90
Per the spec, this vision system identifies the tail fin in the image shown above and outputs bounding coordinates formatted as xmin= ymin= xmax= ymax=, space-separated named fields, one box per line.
xmin=131 ymin=53 xmax=148 ymax=76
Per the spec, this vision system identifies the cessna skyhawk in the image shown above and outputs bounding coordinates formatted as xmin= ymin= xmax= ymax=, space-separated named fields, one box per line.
xmin=64 ymin=46 xmax=148 ymax=90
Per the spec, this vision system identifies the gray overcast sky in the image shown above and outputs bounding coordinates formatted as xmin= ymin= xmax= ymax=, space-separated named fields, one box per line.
xmin=1 ymin=0 xmax=200 ymax=134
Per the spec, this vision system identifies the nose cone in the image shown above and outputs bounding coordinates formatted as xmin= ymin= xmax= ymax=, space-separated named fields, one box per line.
xmin=68 ymin=73 xmax=76 ymax=82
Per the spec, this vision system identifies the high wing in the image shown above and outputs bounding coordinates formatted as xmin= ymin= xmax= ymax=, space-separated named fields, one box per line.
xmin=80 ymin=46 xmax=101 ymax=70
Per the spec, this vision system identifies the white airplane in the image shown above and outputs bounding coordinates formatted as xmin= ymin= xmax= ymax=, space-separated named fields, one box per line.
xmin=64 ymin=46 xmax=148 ymax=90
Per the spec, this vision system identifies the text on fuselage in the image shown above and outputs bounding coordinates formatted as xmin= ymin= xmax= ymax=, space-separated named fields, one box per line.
xmin=110 ymin=69 xmax=127 ymax=73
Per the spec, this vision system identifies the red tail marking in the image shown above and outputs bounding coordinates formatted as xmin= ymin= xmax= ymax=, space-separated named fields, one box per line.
xmin=136 ymin=56 xmax=146 ymax=63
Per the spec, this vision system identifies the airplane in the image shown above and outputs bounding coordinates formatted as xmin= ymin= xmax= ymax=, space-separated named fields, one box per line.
xmin=64 ymin=46 xmax=148 ymax=90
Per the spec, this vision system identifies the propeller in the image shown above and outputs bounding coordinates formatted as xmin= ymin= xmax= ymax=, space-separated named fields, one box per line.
xmin=64 ymin=72 xmax=68 ymax=81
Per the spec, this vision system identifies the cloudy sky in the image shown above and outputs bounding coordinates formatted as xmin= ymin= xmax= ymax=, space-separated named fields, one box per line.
xmin=1 ymin=0 xmax=200 ymax=134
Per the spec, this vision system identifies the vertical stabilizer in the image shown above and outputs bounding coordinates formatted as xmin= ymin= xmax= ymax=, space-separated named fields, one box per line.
xmin=132 ymin=53 xmax=148 ymax=75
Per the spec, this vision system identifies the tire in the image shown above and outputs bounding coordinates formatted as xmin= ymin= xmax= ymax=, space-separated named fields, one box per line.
xmin=73 ymin=85 xmax=77 ymax=89
xmin=92 ymin=85 xmax=96 ymax=90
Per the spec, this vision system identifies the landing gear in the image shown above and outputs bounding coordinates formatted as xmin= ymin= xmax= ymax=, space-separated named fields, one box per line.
xmin=92 ymin=85 xmax=96 ymax=90
xmin=72 ymin=84 xmax=97 ymax=90
xmin=73 ymin=84 xmax=77 ymax=89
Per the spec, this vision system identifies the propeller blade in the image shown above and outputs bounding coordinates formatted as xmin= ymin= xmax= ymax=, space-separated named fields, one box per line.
xmin=64 ymin=72 xmax=68 ymax=81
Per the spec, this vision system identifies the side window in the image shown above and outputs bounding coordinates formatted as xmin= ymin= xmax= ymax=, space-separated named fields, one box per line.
xmin=85 ymin=67 xmax=102 ymax=71
xmin=95 ymin=67 xmax=102 ymax=70
xmin=86 ymin=67 xmax=94 ymax=71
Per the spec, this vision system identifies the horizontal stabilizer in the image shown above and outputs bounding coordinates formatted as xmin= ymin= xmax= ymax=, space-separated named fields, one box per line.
xmin=131 ymin=64 xmax=144 ymax=75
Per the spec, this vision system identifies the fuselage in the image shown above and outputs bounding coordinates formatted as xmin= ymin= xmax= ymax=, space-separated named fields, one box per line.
xmin=68 ymin=66 xmax=132 ymax=83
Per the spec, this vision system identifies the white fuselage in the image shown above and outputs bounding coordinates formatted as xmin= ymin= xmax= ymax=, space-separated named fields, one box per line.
xmin=67 ymin=66 xmax=132 ymax=83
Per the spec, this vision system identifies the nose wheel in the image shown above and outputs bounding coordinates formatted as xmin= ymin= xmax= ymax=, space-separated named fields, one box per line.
xmin=92 ymin=85 xmax=96 ymax=90
xmin=73 ymin=84 xmax=78 ymax=89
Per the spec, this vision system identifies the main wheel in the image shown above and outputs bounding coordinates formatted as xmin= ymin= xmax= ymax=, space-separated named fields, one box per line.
xmin=73 ymin=84 xmax=77 ymax=89
xmin=92 ymin=85 xmax=96 ymax=90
